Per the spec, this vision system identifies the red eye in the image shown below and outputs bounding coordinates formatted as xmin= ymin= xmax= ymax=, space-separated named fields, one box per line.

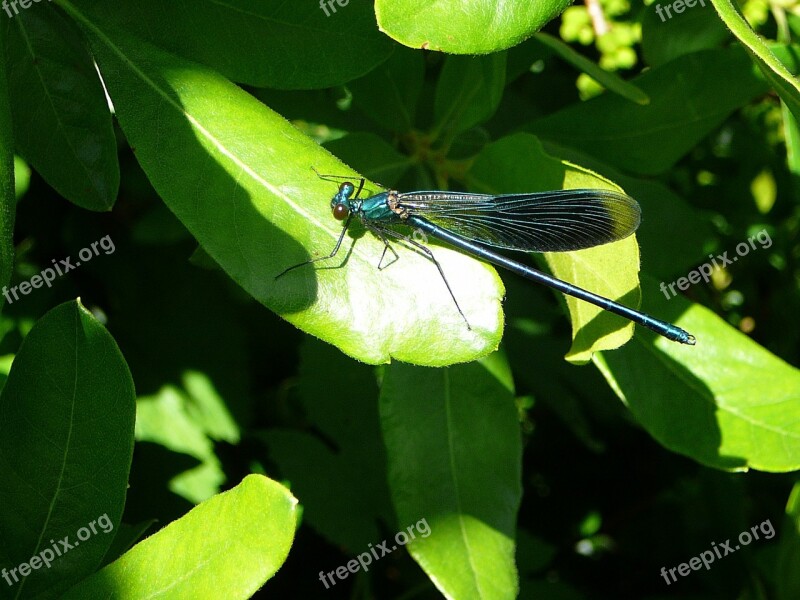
xmin=333 ymin=203 xmax=349 ymax=221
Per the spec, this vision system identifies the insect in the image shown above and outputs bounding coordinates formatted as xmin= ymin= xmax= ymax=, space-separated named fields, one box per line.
xmin=277 ymin=171 xmax=696 ymax=345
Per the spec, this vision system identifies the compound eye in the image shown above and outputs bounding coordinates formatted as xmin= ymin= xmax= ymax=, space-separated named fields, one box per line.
xmin=339 ymin=182 xmax=355 ymax=196
xmin=332 ymin=203 xmax=349 ymax=221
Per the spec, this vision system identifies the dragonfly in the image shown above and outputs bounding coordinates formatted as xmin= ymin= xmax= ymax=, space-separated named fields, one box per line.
xmin=276 ymin=171 xmax=696 ymax=345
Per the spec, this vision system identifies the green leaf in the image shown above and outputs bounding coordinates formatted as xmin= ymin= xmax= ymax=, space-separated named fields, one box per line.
xmin=135 ymin=372 xmax=239 ymax=504
xmin=13 ymin=155 xmax=30 ymax=199
xmin=260 ymin=338 xmax=393 ymax=551
xmin=777 ymin=482 xmax=800 ymax=600
xmin=375 ymin=0 xmax=573 ymax=54
xmin=0 ymin=24 xmax=14 ymax=305
xmin=0 ymin=299 xmax=136 ymax=598
xmin=595 ymin=275 xmax=800 ymax=472
xmin=550 ymin=170 xmax=640 ymax=362
xmin=527 ymin=46 xmax=770 ymax=175
xmin=538 ymin=140 xmax=716 ymax=280
xmin=710 ymin=0 xmax=800 ymax=123
xmin=762 ymin=44 xmax=800 ymax=126
xmin=100 ymin=519 xmax=157 ymax=568
xmin=61 ymin=475 xmax=299 ymax=599
xmin=379 ymin=354 xmax=521 ymax=600
xmin=324 ymin=132 xmax=413 ymax=186
xmin=69 ymin=0 xmax=393 ymax=89
xmin=608 ymin=178 xmax=714 ymax=279
xmin=62 ymin=3 xmax=504 ymax=366
xmin=534 ymin=32 xmax=650 ymax=105
xmin=466 ymin=133 xmax=639 ymax=359
xmin=349 ymin=46 xmax=425 ymax=133
xmin=252 ymin=87 xmax=368 ymax=136
xmin=641 ymin=0 xmax=729 ymax=67
xmin=782 ymin=99 xmax=800 ymax=202
xmin=503 ymin=317 xmax=610 ymax=454
xmin=3 ymin=4 xmax=118 ymax=211
xmin=433 ymin=54 xmax=506 ymax=138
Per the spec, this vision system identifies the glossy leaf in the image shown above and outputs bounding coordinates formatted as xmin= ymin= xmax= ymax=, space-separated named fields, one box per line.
xmin=710 ymin=0 xmax=800 ymax=122
xmin=502 ymin=304 xmax=611 ymax=454
xmin=349 ymin=46 xmax=425 ymax=133
xmin=466 ymin=133 xmax=639 ymax=359
xmin=64 ymin=4 xmax=504 ymax=367
xmin=3 ymin=4 xmax=118 ymax=210
xmin=379 ymin=353 xmax=521 ymax=600
xmin=375 ymin=0 xmax=573 ymax=54
xmin=534 ymin=32 xmax=649 ymax=105
xmin=61 ymin=475 xmax=299 ymax=599
xmin=324 ymin=132 xmax=413 ymax=186
xmin=538 ymin=142 xmax=716 ymax=280
xmin=526 ymin=46 xmax=770 ymax=175
xmin=761 ymin=44 xmax=800 ymax=126
xmin=783 ymin=99 xmax=800 ymax=202
xmin=433 ymin=54 xmax=506 ymax=137
xmin=135 ymin=376 xmax=237 ymax=504
xmin=0 ymin=300 xmax=135 ymax=598
xmin=69 ymin=0 xmax=393 ymax=89
xmin=641 ymin=0 xmax=729 ymax=66
xmin=261 ymin=338 xmax=393 ymax=551
xmin=777 ymin=482 xmax=800 ymax=600
xmin=252 ymin=87 xmax=371 ymax=136
xmin=595 ymin=275 xmax=800 ymax=472
xmin=101 ymin=519 xmax=157 ymax=568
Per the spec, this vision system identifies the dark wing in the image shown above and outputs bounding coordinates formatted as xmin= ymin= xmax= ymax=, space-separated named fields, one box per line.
xmin=394 ymin=189 xmax=641 ymax=252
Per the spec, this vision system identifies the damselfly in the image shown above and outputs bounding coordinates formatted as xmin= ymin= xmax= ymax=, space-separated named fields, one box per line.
xmin=277 ymin=172 xmax=696 ymax=345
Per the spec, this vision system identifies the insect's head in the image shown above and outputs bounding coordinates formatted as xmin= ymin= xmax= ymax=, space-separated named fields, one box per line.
xmin=331 ymin=181 xmax=355 ymax=221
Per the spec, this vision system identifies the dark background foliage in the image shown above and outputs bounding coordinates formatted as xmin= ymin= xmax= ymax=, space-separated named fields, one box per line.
xmin=1 ymin=0 xmax=800 ymax=599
